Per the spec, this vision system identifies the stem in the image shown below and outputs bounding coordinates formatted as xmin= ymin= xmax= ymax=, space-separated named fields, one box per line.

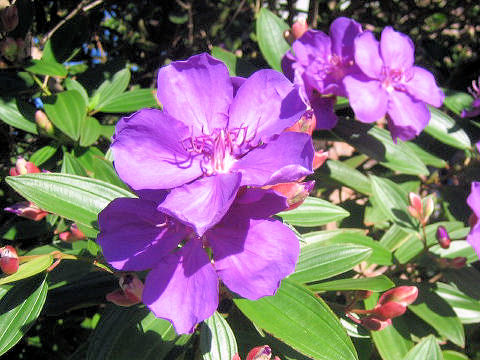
xmin=32 ymin=74 xmax=52 ymax=96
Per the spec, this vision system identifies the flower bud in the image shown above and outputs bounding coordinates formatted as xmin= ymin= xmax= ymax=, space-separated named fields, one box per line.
xmin=422 ymin=197 xmax=434 ymax=224
xmin=4 ymin=201 xmax=49 ymax=221
xmin=246 ymin=345 xmax=272 ymax=360
xmin=0 ymin=6 xmax=18 ymax=32
xmin=449 ymin=257 xmax=467 ymax=269
xmin=436 ymin=226 xmax=451 ymax=249
xmin=0 ymin=37 xmax=18 ymax=62
xmin=378 ymin=286 xmax=418 ymax=307
xmin=291 ymin=18 xmax=308 ymax=40
xmin=372 ymin=301 xmax=406 ymax=320
xmin=286 ymin=110 xmax=316 ymax=136
xmin=469 ymin=212 xmax=478 ymax=229
xmin=312 ymin=151 xmax=328 ymax=170
xmin=35 ymin=110 xmax=54 ymax=136
xmin=268 ymin=180 xmax=314 ymax=211
xmin=59 ymin=224 xmax=86 ymax=243
xmin=408 ymin=192 xmax=423 ymax=219
xmin=360 ymin=316 xmax=391 ymax=331
xmin=0 ymin=245 xmax=19 ymax=275
xmin=9 ymin=157 xmax=40 ymax=176
xmin=106 ymin=273 xmax=144 ymax=307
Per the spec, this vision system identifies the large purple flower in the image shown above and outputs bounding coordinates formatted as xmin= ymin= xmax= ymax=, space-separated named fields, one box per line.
xmin=111 ymin=53 xmax=313 ymax=235
xmin=343 ymin=26 xmax=444 ymax=141
xmin=467 ymin=182 xmax=480 ymax=259
xmin=97 ymin=188 xmax=299 ymax=334
xmin=282 ymin=17 xmax=363 ymax=129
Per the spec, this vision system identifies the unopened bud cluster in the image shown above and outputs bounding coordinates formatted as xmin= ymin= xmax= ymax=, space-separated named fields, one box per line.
xmin=408 ymin=193 xmax=434 ymax=226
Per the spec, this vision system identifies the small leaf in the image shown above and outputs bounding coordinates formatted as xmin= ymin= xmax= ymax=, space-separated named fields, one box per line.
xmin=80 ymin=117 xmax=102 ymax=147
xmin=61 ymin=152 xmax=88 ymax=177
xmin=235 ymin=279 xmax=358 ymax=360
xmin=200 ymin=312 xmax=237 ymax=360
xmin=30 ymin=145 xmax=58 ymax=166
xmin=64 ymin=78 xmax=89 ymax=107
xmin=290 ymin=243 xmax=372 ymax=283
xmin=0 ymin=98 xmax=37 ymax=134
xmin=424 ymin=107 xmax=471 ymax=150
xmin=6 ymin=173 xmax=134 ymax=230
xmin=403 ymin=142 xmax=447 ymax=168
xmin=443 ymin=89 xmax=473 ymax=116
xmin=278 ymin=197 xmax=350 ymax=227
xmin=316 ymin=160 xmax=371 ymax=195
xmin=0 ymin=276 xmax=48 ymax=356
xmin=0 ymin=255 xmax=53 ymax=285
xmin=402 ymin=335 xmax=442 ymax=360
xmin=308 ymin=275 xmax=394 ymax=292
xmin=98 ymin=89 xmax=158 ymax=113
xmin=44 ymin=90 xmax=87 ymax=141
xmin=90 ymin=157 xmax=128 ymax=189
xmin=211 ymin=47 xmax=258 ymax=77
xmin=26 ymin=59 xmax=67 ymax=77
xmin=91 ymin=68 xmax=131 ymax=110
xmin=442 ymin=350 xmax=469 ymax=360
xmin=256 ymin=8 xmax=290 ymax=71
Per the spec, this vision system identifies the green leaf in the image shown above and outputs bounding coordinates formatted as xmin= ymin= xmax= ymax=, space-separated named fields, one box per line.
xmin=235 ymin=279 xmax=358 ymax=360
xmin=61 ymin=152 xmax=88 ymax=177
xmin=424 ymin=107 xmax=471 ymax=150
xmin=365 ymin=294 xmax=414 ymax=360
xmin=26 ymin=59 xmax=67 ymax=77
xmin=30 ymin=145 xmax=58 ymax=166
xmin=0 ymin=255 xmax=53 ymax=285
xmin=308 ymin=275 xmax=394 ymax=292
xmin=0 ymin=98 xmax=37 ymax=134
xmin=88 ymin=306 xmax=191 ymax=360
xmin=379 ymin=225 xmax=414 ymax=252
xmin=80 ymin=117 xmax=102 ymax=147
xmin=290 ymin=243 xmax=372 ymax=283
xmin=91 ymin=68 xmax=131 ymax=110
xmin=278 ymin=197 xmax=350 ymax=227
xmin=64 ymin=78 xmax=89 ymax=107
xmin=443 ymin=89 xmax=473 ymax=116
xmin=429 ymin=240 xmax=477 ymax=264
xmin=435 ymin=282 xmax=480 ymax=324
xmin=44 ymin=90 xmax=87 ymax=141
xmin=402 ymin=335 xmax=442 ymax=360
xmin=403 ymin=142 xmax=447 ymax=168
xmin=370 ymin=176 xmax=417 ymax=232
xmin=0 ymin=276 xmax=48 ymax=356
xmin=316 ymin=160 xmax=371 ymax=195
xmin=98 ymin=89 xmax=158 ymax=113
xmin=408 ymin=285 xmax=465 ymax=347
xmin=211 ymin=46 xmax=258 ymax=77
xmin=332 ymin=120 xmax=428 ymax=176
xmin=442 ymin=350 xmax=469 ymax=360
xmin=6 ymin=173 xmax=134 ymax=230
xmin=301 ymin=229 xmax=365 ymax=245
xmin=90 ymin=157 xmax=128 ymax=189
xmin=200 ymin=312 xmax=237 ymax=360
xmin=256 ymin=8 xmax=290 ymax=71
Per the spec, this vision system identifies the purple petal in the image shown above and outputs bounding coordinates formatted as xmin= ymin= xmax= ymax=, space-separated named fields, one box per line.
xmin=329 ymin=17 xmax=362 ymax=60
xmin=143 ymin=240 xmax=218 ymax=334
xmin=291 ymin=30 xmax=331 ymax=66
xmin=112 ymin=109 xmax=203 ymax=190
xmin=343 ymin=75 xmax=388 ymax=123
xmin=97 ymin=198 xmax=188 ymax=271
xmin=157 ymin=173 xmax=242 ymax=236
xmin=232 ymin=132 xmax=313 ymax=186
xmin=310 ymin=95 xmax=338 ymax=129
xmin=380 ymin=27 xmax=414 ymax=71
xmin=281 ymin=52 xmax=296 ymax=82
xmin=467 ymin=182 xmax=480 ymax=259
xmin=405 ymin=66 xmax=444 ymax=107
xmin=208 ymin=218 xmax=299 ymax=300
xmin=354 ymin=31 xmax=383 ymax=79
xmin=231 ymin=76 xmax=246 ymax=96
xmin=387 ymin=90 xmax=430 ymax=142
xmin=233 ymin=187 xmax=288 ymax=219
xmin=228 ymin=69 xmax=306 ymax=146
xmin=156 ymin=53 xmax=232 ymax=135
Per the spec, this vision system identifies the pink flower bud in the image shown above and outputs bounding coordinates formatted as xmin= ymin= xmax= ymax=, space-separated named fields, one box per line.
xmin=35 ymin=110 xmax=54 ymax=136
xmin=0 ymin=6 xmax=18 ymax=32
xmin=268 ymin=181 xmax=314 ymax=211
xmin=408 ymin=192 xmax=423 ymax=219
xmin=449 ymin=257 xmax=467 ymax=269
xmin=291 ymin=18 xmax=308 ymax=39
xmin=0 ymin=37 xmax=18 ymax=62
xmin=372 ymin=301 xmax=406 ymax=320
xmin=4 ymin=202 xmax=49 ymax=221
xmin=378 ymin=286 xmax=418 ymax=307
xmin=312 ymin=151 xmax=328 ymax=170
xmin=360 ymin=316 xmax=391 ymax=331
xmin=232 ymin=355 xmax=242 ymax=360
xmin=286 ymin=110 xmax=316 ymax=136
xmin=247 ymin=346 xmax=272 ymax=360
xmin=0 ymin=245 xmax=19 ymax=275
xmin=9 ymin=157 xmax=40 ymax=176
xmin=422 ymin=197 xmax=434 ymax=223
xmin=106 ymin=273 xmax=144 ymax=307
xmin=436 ymin=226 xmax=451 ymax=249
xmin=59 ymin=224 xmax=86 ymax=243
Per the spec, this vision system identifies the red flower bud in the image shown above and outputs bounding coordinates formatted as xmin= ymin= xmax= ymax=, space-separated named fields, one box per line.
xmin=106 ymin=273 xmax=144 ymax=307
xmin=35 ymin=110 xmax=54 ymax=136
xmin=372 ymin=301 xmax=406 ymax=320
xmin=286 ymin=110 xmax=316 ymax=136
xmin=408 ymin=192 xmax=423 ymax=219
xmin=449 ymin=257 xmax=467 ymax=269
xmin=291 ymin=18 xmax=308 ymax=39
xmin=59 ymin=224 xmax=86 ymax=243
xmin=4 ymin=201 xmax=49 ymax=221
xmin=312 ymin=151 xmax=328 ymax=170
xmin=247 ymin=346 xmax=272 ymax=360
xmin=9 ymin=157 xmax=40 ymax=176
xmin=0 ymin=246 xmax=19 ymax=275
xmin=0 ymin=6 xmax=18 ymax=32
xmin=378 ymin=286 xmax=418 ymax=307
xmin=268 ymin=181 xmax=314 ymax=211
xmin=436 ymin=226 xmax=451 ymax=249
xmin=360 ymin=316 xmax=391 ymax=331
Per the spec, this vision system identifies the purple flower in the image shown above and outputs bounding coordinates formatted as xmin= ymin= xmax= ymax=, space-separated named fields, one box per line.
xmin=111 ymin=53 xmax=313 ymax=235
xmin=343 ymin=26 xmax=444 ymax=142
xmin=98 ymin=188 xmax=299 ymax=334
xmin=467 ymin=182 xmax=480 ymax=259
xmin=282 ymin=17 xmax=363 ymax=129
xmin=461 ymin=77 xmax=480 ymax=118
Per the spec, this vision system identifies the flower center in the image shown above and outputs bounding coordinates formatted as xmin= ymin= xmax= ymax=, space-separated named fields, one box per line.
xmin=380 ymin=67 xmax=413 ymax=93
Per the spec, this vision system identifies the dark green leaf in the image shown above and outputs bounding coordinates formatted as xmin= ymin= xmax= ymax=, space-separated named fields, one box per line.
xmin=64 ymin=78 xmax=89 ymax=107
xmin=200 ymin=312 xmax=237 ymax=360
xmin=278 ymin=197 xmax=350 ymax=227
xmin=30 ymin=145 xmax=58 ymax=166
xmin=308 ymin=275 xmax=394 ymax=292
xmin=80 ymin=117 xmax=102 ymax=147
xmin=402 ymin=335 xmax=442 ymax=360
xmin=91 ymin=157 xmax=128 ymax=189
xmin=424 ymin=107 xmax=471 ymax=150
xmin=403 ymin=142 xmax=447 ymax=168
xmin=0 ymin=98 xmax=37 ymax=134
xmin=90 ymin=68 xmax=131 ymax=110
xmin=443 ymin=89 xmax=473 ymax=116
xmin=316 ymin=160 xmax=371 ymax=195
xmin=256 ymin=8 xmax=290 ymax=71
xmin=98 ymin=89 xmax=158 ymax=113
xmin=26 ymin=59 xmax=67 ymax=77
xmin=235 ymin=279 xmax=358 ymax=360
xmin=61 ymin=152 xmax=88 ymax=177
xmin=6 ymin=173 xmax=134 ymax=230
xmin=290 ymin=243 xmax=372 ymax=283
xmin=211 ymin=47 xmax=258 ymax=77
